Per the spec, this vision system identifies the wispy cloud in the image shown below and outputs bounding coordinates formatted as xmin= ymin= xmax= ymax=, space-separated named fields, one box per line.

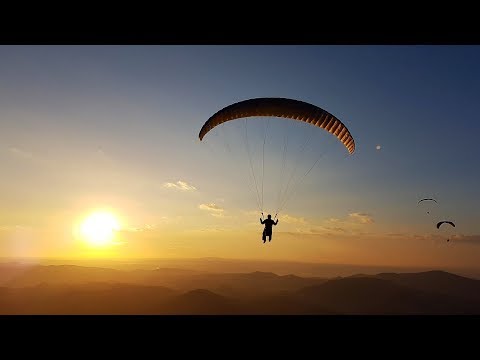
xmin=282 ymin=226 xmax=345 ymax=237
xmin=195 ymin=227 xmax=228 ymax=233
xmin=387 ymin=233 xmax=407 ymax=237
xmin=0 ymin=225 xmax=32 ymax=231
xmin=8 ymin=147 xmax=34 ymax=160
xmin=122 ymin=216 xmax=186 ymax=232
xmin=327 ymin=217 xmax=342 ymax=223
xmin=451 ymin=234 xmax=480 ymax=245
xmin=280 ymin=214 xmax=307 ymax=225
xmin=269 ymin=211 xmax=376 ymax=237
xmin=211 ymin=213 xmax=226 ymax=218
xmin=123 ymin=224 xmax=157 ymax=232
xmin=412 ymin=234 xmax=437 ymax=241
xmin=163 ymin=180 xmax=197 ymax=191
xmin=323 ymin=212 xmax=375 ymax=228
xmin=199 ymin=203 xmax=224 ymax=212
xmin=300 ymin=226 xmax=346 ymax=235
xmin=156 ymin=216 xmax=183 ymax=225
xmin=349 ymin=212 xmax=374 ymax=224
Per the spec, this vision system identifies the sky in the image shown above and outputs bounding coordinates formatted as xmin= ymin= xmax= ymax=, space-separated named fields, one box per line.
xmin=0 ymin=45 xmax=479 ymax=269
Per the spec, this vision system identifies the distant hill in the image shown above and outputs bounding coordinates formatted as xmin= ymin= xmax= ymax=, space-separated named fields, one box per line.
xmin=372 ymin=270 xmax=480 ymax=301
xmin=1 ymin=264 xmax=480 ymax=314
xmin=297 ymin=276 xmax=477 ymax=314
xmin=173 ymin=271 xmax=327 ymax=297
xmin=162 ymin=289 xmax=241 ymax=314
xmin=0 ymin=282 xmax=177 ymax=314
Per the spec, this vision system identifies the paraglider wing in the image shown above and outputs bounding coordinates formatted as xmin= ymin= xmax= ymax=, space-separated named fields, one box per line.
xmin=198 ymin=97 xmax=355 ymax=155
xmin=418 ymin=198 xmax=438 ymax=215
xmin=436 ymin=221 xmax=455 ymax=229
xmin=418 ymin=198 xmax=438 ymax=204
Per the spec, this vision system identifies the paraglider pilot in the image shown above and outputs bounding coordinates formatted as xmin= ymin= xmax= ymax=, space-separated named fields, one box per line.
xmin=260 ymin=214 xmax=278 ymax=243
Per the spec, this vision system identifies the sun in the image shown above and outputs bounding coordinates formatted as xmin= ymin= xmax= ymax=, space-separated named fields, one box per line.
xmin=79 ymin=211 xmax=120 ymax=247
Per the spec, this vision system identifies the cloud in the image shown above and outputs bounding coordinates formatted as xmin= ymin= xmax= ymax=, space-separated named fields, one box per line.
xmin=185 ymin=226 xmax=233 ymax=234
xmin=281 ymin=228 xmax=343 ymax=238
xmin=287 ymin=225 xmax=346 ymax=236
xmin=163 ymin=180 xmax=197 ymax=191
xmin=156 ymin=216 xmax=183 ymax=225
xmin=327 ymin=217 xmax=342 ymax=223
xmin=288 ymin=221 xmax=377 ymax=237
xmin=211 ymin=213 xmax=226 ymax=218
xmin=121 ymin=216 xmax=186 ymax=232
xmin=387 ymin=233 xmax=407 ymax=237
xmin=412 ymin=234 xmax=439 ymax=241
xmin=8 ymin=147 xmax=34 ymax=160
xmin=123 ymin=224 xmax=157 ymax=232
xmin=0 ymin=225 xmax=32 ymax=231
xmin=313 ymin=226 xmax=346 ymax=235
xmin=324 ymin=213 xmax=374 ymax=226
xmin=349 ymin=212 xmax=374 ymax=224
xmin=450 ymin=234 xmax=480 ymax=245
xmin=199 ymin=203 xmax=224 ymax=213
xmin=279 ymin=214 xmax=307 ymax=225
xmin=195 ymin=227 xmax=228 ymax=233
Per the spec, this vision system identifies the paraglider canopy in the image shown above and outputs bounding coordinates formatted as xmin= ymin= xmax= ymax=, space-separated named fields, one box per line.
xmin=436 ymin=221 xmax=455 ymax=229
xmin=418 ymin=198 xmax=437 ymax=204
xmin=199 ymin=97 xmax=355 ymax=154
xmin=417 ymin=197 xmax=439 ymax=215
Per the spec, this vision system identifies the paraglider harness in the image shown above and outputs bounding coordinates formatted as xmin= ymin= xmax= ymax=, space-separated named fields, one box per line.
xmin=261 ymin=212 xmax=277 ymax=241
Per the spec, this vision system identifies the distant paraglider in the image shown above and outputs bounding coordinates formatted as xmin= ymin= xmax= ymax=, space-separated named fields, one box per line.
xmin=436 ymin=220 xmax=455 ymax=229
xmin=417 ymin=198 xmax=438 ymax=214
xmin=436 ymin=220 xmax=456 ymax=242
xmin=417 ymin=197 xmax=457 ymax=244
xmin=418 ymin=198 xmax=438 ymax=204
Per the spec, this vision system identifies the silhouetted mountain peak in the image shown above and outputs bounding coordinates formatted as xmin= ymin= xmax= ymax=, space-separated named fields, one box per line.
xmin=184 ymin=288 xmax=220 ymax=297
xmin=376 ymin=270 xmax=476 ymax=283
xmin=419 ymin=270 xmax=469 ymax=279
xmin=347 ymin=273 xmax=372 ymax=278
xmin=300 ymin=276 xmax=396 ymax=295
xmin=164 ymin=288 xmax=239 ymax=314
xmin=249 ymin=271 xmax=278 ymax=278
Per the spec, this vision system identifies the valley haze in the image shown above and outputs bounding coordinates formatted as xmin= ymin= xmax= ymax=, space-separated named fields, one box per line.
xmin=1 ymin=257 xmax=479 ymax=315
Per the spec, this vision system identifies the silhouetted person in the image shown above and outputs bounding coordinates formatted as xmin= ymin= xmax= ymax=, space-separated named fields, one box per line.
xmin=260 ymin=214 xmax=278 ymax=243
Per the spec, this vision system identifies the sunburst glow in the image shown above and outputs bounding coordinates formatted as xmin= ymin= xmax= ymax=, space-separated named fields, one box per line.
xmin=79 ymin=211 xmax=120 ymax=247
